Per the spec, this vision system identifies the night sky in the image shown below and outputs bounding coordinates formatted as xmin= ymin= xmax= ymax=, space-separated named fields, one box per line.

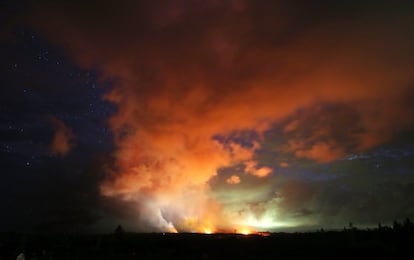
xmin=1 ymin=0 xmax=414 ymax=233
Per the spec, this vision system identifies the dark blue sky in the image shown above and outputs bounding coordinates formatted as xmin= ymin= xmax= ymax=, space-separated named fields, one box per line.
xmin=0 ymin=23 xmax=116 ymax=231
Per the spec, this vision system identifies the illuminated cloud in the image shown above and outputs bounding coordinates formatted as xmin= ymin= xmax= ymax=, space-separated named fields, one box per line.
xmin=244 ymin=160 xmax=272 ymax=178
xmin=280 ymin=162 xmax=289 ymax=168
xmin=226 ymin=175 xmax=241 ymax=185
xmin=48 ymin=116 xmax=74 ymax=156
xmin=295 ymin=142 xmax=344 ymax=163
xmin=283 ymin=120 xmax=299 ymax=133
xmin=29 ymin=1 xmax=414 ymax=231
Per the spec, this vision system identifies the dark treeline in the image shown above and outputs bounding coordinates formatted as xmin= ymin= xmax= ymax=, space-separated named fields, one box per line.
xmin=1 ymin=220 xmax=414 ymax=259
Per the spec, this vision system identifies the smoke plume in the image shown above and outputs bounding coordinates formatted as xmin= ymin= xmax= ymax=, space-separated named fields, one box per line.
xmin=29 ymin=0 xmax=414 ymax=231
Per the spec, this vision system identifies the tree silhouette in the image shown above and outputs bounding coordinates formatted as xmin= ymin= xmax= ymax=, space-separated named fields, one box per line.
xmin=393 ymin=220 xmax=402 ymax=230
xmin=115 ymin=225 xmax=125 ymax=234
xmin=403 ymin=218 xmax=413 ymax=229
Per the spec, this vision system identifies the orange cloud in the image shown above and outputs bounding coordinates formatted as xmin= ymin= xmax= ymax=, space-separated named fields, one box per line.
xmin=295 ymin=142 xmax=345 ymax=163
xmin=29 ymin=1 xmax=414 ymax=231
xmin=280 ymin=162 xmax=289 ymax=168
xmin=283 ymin=120 xmax=299 ymax=133
xmin=244 ymin=160 xmax=272 ymax=178
xmin=48 ymin=116 xmax=74 ymax=157
xmin=226 ymin=175 xmax=241 ymax=185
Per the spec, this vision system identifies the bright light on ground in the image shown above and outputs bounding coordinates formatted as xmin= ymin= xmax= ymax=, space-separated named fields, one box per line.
xmin=242 ymin=214 xmax=296 ymax=230
xmin=240 ymin=229 xmax=250 ymax=235
xmin=203 ymin=228 xmax=212 ymax=234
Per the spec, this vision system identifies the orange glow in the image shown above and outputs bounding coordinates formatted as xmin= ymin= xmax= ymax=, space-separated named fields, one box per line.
xmin=203 ymin=228 xmax=213 ymax=234
xmin=226 ymin=175 xmax=241 ymax=184
xmin=239 ymin=228 xmax=251 ymax=235
xmin=169 ymin=227 xmax=178 ymax=233
xmin=200 ymin=226 xmax=256 ymax=235
xmin=244 ymin=160 xmax=272 ymax=177
xmin=31 ymin=0 xmax=414 ymax=232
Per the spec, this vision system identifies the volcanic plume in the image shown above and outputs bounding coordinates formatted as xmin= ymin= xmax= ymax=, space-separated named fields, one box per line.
xmin=29 ymin=1 xmax=414 ymax=232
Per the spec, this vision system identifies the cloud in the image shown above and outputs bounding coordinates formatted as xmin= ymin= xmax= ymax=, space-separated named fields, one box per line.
xmin=279 ymin=100 xmax=414 ymax=163
xmin=226 ymin=175 xmax=241 ymax=185
xmin=244 ymin=160 xmax=272 ymax=178
xmin=280 ymin=162 xmax=289 ymax=168
xmin=226 ymin=175 xmax=240 ymax=184
xmin=295 ymin=142 xmax=344 ymax=163
xmin=48 ymin=116 xmax=74 ymax=156
xmin=283 ymin=120 xmax=299 ymax=134
xmin=28 ymin=1 xmax=414 ymax=231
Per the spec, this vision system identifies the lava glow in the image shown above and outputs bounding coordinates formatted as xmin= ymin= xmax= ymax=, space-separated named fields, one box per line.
xmin=203 ymin=228 xmax=212 ymax=234
xmin=239 ymin=228 xmax=251 ymax=235
xmin=202 ymin=226 xmax=253 ymax=235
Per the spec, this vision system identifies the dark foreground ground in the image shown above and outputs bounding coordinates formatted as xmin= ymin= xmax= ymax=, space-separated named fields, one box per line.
xmin=1 ymin=228 xmax=413 ymax=259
